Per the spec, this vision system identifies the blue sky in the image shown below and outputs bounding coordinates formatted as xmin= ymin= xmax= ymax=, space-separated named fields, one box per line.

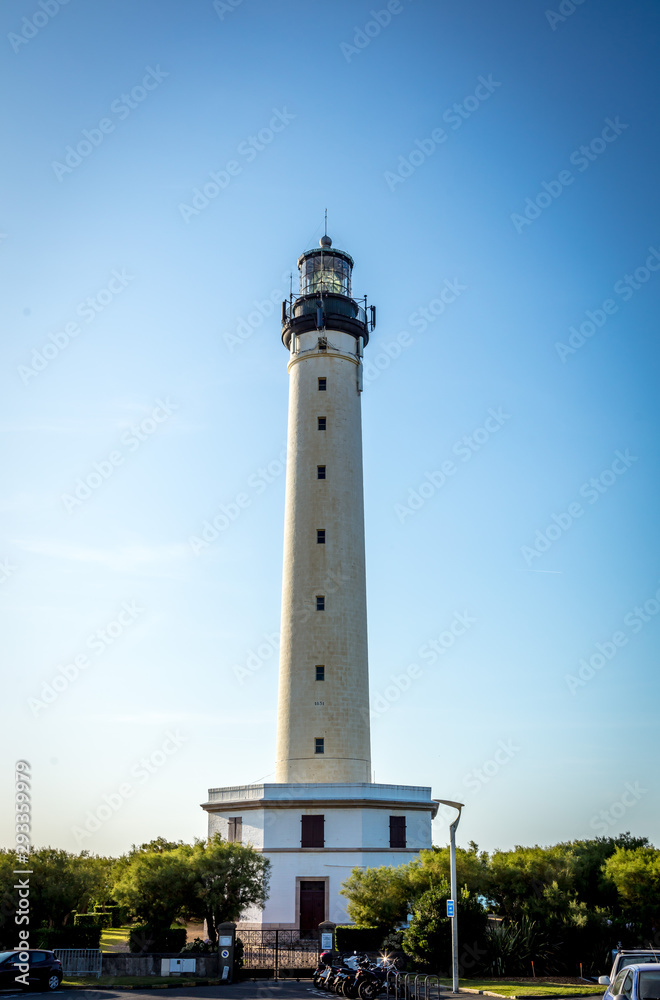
xmin=1 ymin=0 xmax=658 ymax=858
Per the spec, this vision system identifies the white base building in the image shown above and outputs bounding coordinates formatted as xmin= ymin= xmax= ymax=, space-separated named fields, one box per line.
xmin=202 ymin=782 xmax=438 ymax=930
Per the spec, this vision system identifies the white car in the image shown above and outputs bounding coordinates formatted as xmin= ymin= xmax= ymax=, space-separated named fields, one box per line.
xmin=602 ymin=963 xmax=660 ymax=1000
xmin=600 ymin=952 xmax=660 ymax=987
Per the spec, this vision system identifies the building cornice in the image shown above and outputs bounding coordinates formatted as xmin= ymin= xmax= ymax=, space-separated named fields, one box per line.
xmin=201 ymin=796 xmax=439 ymax=817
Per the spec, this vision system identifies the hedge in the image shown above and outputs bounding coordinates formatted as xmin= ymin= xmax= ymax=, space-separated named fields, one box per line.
xmin=34 ymin=926 xmax=102 ymax=949
xmin=335 ymin=926 xmax=385 ymax=953
xmin=93 ymin=904 xmax=130 ymax=927
xmin=74 ymin=912 xmax=111 ymax=928
xmin=129 ymin=925 xmax=188 ymax=953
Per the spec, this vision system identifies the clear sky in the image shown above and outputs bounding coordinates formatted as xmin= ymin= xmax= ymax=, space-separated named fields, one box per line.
xmin=1 ymin=0 xmax=658 ymax=858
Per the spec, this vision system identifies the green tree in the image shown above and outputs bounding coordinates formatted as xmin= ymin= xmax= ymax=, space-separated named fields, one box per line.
xmin=602 ymin=845 xmax=660 ymax=939
xmin=407 ymin=843 xmax=491 ymax=900
xmin=112 ymin=841 xmax=195 ymax=927
xmin=486 ymin=844 xmax=574 ymax=920
xmin=563 ymin=834 xmax=649 ymax=911
xmin=403 ymin=882 xmax=488 ymax=973
xmin=0 ymin=848 xmax=113 ymax=945
xmin=340 ymin=865 xmax=411 ymax=931
xmin=187 ymin=835 xmax=271 ymax=943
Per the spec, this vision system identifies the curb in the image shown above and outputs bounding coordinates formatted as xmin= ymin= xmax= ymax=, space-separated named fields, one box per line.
xmin=457 ymin=994 xmax=603 ymax=999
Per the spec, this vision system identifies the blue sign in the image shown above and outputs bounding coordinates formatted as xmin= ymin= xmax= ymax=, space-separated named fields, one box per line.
xmin=446 ymin=900 xmax=455 ymax=917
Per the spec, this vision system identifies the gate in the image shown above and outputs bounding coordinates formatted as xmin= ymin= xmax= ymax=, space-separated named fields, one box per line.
xmin=238 ymin=930 xmax=319 ymax=975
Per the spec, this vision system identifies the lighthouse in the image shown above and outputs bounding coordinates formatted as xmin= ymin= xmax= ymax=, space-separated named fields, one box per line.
xmin=276 ymin=234 xmax=372 ymax=784
xmin=202 ymin=235 xmax=438 ymax=932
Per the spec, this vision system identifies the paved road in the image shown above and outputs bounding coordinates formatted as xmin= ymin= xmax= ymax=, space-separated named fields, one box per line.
xmin=1 ymin=985 xmax=458 ymax=1000
xmin=0 ymin=983 xmax=319 ymax=1000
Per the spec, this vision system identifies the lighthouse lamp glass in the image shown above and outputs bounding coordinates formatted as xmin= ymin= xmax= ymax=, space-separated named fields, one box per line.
xmin=300 ymin=254 xmax=351 ymax=296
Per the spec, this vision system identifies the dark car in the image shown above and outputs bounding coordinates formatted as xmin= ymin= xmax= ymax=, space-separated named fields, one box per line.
xmin=0 ymin=949 xmax=62 ymax=991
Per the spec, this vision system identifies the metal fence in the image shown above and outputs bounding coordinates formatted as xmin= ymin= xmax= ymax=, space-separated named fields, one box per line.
xmin=53 ymin=948 xmax=103 ymax=978
xmin=238 ymin=929 xmax=319 ymax=972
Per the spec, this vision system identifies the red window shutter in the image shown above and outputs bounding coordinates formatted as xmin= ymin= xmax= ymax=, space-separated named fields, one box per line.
xmin=301 ymin=815 xmax=325 ymax=848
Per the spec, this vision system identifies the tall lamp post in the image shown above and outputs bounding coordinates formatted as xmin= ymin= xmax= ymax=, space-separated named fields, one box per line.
xmin=435 ymin=799 xmax=464 ymax=994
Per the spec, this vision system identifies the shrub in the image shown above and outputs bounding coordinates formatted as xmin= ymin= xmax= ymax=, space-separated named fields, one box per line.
xmin=34 ymin=926 xmax=102 ymax=949
xmin=335 ymin=926 xmax=385 ymax=953
xmin=181 ymin=937 xmax=214 ymax=954
xmin=129 ymin=925 xmax=188 ymax=953
xmin=74 ymin=912 xmax=111 ymax=928
xmin=93 ymin=904 xmax=130 ymax=927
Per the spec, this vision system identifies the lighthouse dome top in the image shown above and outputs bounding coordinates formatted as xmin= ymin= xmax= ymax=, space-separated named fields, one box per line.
xmin=297 ymin=239 xmax=354 ymax=298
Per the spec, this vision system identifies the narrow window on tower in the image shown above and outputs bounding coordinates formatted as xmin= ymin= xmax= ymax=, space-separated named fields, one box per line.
xmin=318 ymin=378 xmax=327 ymax=391
xmin=317 ymin=465 xmax=326 ymax=480
xmin=315 ymin=665 xmax=325 ymax=681
xmin=389 ymin=816 xmax=406 ymax=848
xmin=318 ymin=416 xmax=326 ymax=431
xmin=315 ymin=738 xmax=325 ymax=754
xmin=316 ymin=596 xmax=325 ymax=611
xmin=317 ymin=529 xmax=325 ymax=544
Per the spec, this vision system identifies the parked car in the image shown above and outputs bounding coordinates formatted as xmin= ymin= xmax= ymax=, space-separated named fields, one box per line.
xmin=602 ymin=963 xmax=660 ymax=1000
xmin=0 ymin=949 xmax=62 ymax=991
xmin=600 ymin=951 xmax=660 ymax=987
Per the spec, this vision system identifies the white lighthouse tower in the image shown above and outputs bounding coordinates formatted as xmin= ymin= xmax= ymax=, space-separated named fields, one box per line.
xmin=276 ymin=234 xmax=371 ymax=785
xmin=203 ymin=235 xmax=438 ymax=932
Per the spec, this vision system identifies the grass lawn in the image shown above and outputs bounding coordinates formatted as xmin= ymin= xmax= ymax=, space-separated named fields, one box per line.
xmin=62 ymin=976 xmax=219 ymax=989
xmin=100 ymin=926 xmax=132 ymax=952
xmin=436 ymin=980 xmax=606 ymax=997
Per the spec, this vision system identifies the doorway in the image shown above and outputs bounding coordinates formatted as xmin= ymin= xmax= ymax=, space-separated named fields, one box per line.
xmin=299 ymin=880 xmax=325 ymax=935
